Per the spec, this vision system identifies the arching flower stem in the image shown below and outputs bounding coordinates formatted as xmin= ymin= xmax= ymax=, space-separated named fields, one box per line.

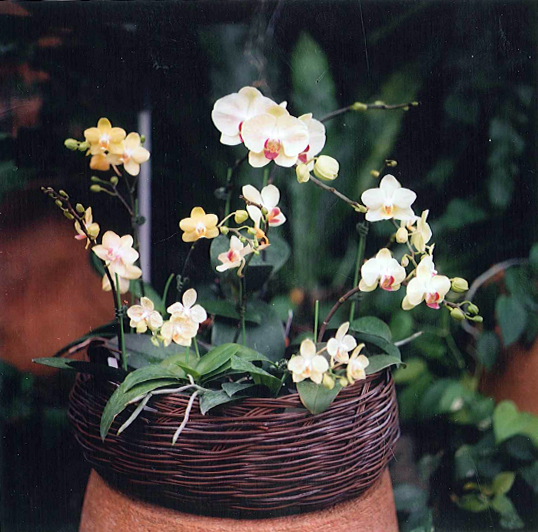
xmin=319 ymin=100 xmax=419 ymax=123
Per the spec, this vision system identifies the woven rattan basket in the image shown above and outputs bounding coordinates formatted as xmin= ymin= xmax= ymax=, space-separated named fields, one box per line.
xmin=68 ymin=368 xmax=399 ymax=518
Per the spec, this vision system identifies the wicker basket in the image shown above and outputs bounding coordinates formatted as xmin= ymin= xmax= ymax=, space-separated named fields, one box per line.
xmin=68 ymin=369 xmax=399 ymax=518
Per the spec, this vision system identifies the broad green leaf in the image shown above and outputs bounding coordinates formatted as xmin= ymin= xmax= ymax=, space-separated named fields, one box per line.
xmin=493 ymin=401 xmax=538 ymax=446
xmin=221 ymin=382 xmax=255 ymax=397
xmin=476 ymin=332 xmax=501 ymax=371
xmin=454 ymin=445 xmax=477 ymax=480
xmin=122 ymin=364 xmax=188 ymax=392
xmin=496 ymin=295 xmax=527 ymax=347
xmin=160 ymin=350 xmax=200 ymax=371
xmin=199 ymin=389 xmax=237 ymax=415
xmin=32 ymin=357 xmax=125 ymax=381
xmin=234 ymin=345 xmax=272 ymax=363
xmin=100 ymin=378 xmax=178 ymax=440
xmin=230 ymin=355 xmax=282 ymax=395
xmin=211 ymin=300 xmax=286 ymax=362
xmin=296 ymin=380 xmax=342 ymax=415
xmin=198 ymin=299 xmax=261 ymax=324
xmin=365 ymin=354 xmax=402 ymax=375
xmin=491 ymin=495 xmax=524 ymax=529
xmin=195 ymin=343 xmax=240 ymax=376
xmin=520 ymin=462 xmax=538 ymax=494
xmin=350 ymin=316 xmax=392 ymax=342
xmin=492 ymin=472 xmax=515 ymax=496
xmin=393 ymin=358 xmax=427 ymax=384
xmin=358 ymin=333 xmax=401 ymax=360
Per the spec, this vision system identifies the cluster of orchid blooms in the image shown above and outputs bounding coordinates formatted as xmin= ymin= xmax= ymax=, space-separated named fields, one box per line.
xmin=48 ymin=85 xmax=477 ymax=394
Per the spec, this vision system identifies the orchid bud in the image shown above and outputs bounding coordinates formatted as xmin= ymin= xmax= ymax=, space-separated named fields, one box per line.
xmin=247 ymin=227 xmax=257 ymax=235
xmin=468 ymin=315 xmax=483 ymax=323
xmin=314 ymin=155 xmax=339 ymax=181
xmin=55 ymin=200 xmax=63 ymax=208
xmin=64 ymin=138 xmax=79 ymax=151
xmin=401 ymin=255 xmax=410 ymax=267
xmin=370 ymin=170 xmax=380 ymax=178
xmin=75 ymin=203 xmax=85 ymax=214
xmin=351 ymin=102 xmax=368 ymax=111
xmin=63 ymin=211 xmax=74 ymax=220
xmin=339 ymin=378 xmax=349 ymax=388
xmin=296 ymin=163 xmax=310 ymax=183
xmin=385 ymin=160 xmax=398 ymax=167
xmin=90 ymin=184 xmax=102 ymax=193
xmin=219 ymin=226 xmax=229 ymax=235
xmin=450 ymin=308 xmax=465 ymax=322
xmin=234 ymin=210 xmax=249 ymax=224
xmin=77 ymin=141 xmax=89 ymax=152
xmin=451 ymin=278 xmax=469 ymax=293
xmin=110 ymin=176 xmax=119 ymax=186
xmin=396 ymin=227 xmax=409 ymax=244
xmin=467 ymin=303 xmax=479 ymax=315
xmin=322 ymin=374 xmax=335 ymax=390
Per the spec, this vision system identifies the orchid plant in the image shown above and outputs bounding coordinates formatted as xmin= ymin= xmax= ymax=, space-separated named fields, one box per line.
xmin=36 ymin=86 xmax=481 ymax=442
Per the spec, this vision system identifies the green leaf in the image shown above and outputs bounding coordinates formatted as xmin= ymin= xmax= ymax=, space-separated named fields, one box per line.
xmin=296 ymin=380 xmax=342 ymax=415
xmin=234 ymin=344 xmax=272 ymax=363
xmin=100 ymin=378 xmax=179 ymax=440
xmin=393 ymin=358 xmax=427 ymax=384
xmin=493 ymin=401 xmax=538 ymax=447
xmin=454 ymin=445 xmax=477 ymax=480
xmin=211 ymin=300 xmax=286 ymax=362
xmin=393 ymin=484 xmax=428 ymax=513
xmin=491 ymin=495 xmax=524 ymax=529
xmin=199 ymin=389 xmax=236 ymax=415
xmin=476 ymin=332 xmax=501 ymax=371
xmin=32 ymin=357 xmax=125 ymax=380
xmin=195 ymin=343 xmax=240 ymax=376
xmin=520 ymin=462 xmax=538 ymax=494
xmin=454 ymin=494 xmax=490 ymax=513
xmin=121 ymin=364 xmax=188 ymax=392
xmin=418 ymin=379 xmax=467 ymax=419
xmin=365 ymin=354 xmax=402 ymax=375
xmin=221 ymin=382 xmax=255 ymax=397
xmin=350 ymin=316 xmax=392 ymax=342
xmin=229 ymin=355 xmax=282 ymax=395
xmin=496 ymin=295 xmax=527 ymax=347
xmin=198 ymin=299 xmax=261 ymax=324
xmin=529 ymin=244 xmax=538 ymax=275
xmin=492 ymin=472 xmax=516 ymax=496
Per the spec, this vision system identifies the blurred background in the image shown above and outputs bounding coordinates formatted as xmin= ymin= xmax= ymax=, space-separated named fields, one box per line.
xmin=1 ymin=1 xmax=538 ymax=530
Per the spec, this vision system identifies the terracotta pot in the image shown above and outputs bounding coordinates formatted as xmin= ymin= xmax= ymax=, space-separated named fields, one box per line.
xmin=79 ymin=469 xmax=398 ymax=532
xmin=480 ymin=335 xmax=538 ymax=415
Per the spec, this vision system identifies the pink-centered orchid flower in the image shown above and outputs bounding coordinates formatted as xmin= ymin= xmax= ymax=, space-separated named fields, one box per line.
xmin=241 ymin=106 xmax=309 ymax=168
xmin=287 ymin=339 xmax=329 ymax=384
xmin=74 ymin=207 xmax=100 ymax=248
xmin=361 ymin=175 xmax=416 ymax=222
xmin=92 ymin=231 xmax=141 ymax=279
xmin=167 ymin=288 xmax=207 ymax=326
xmin=242 ymin=184 xmax=286 ymax=227
xmin=359 ymin=248 xmax=406 ymax=293
xmin=216 ymin=235 xmax=253 ymax=273
xmin=402 ymin=254 xmax=451 ymax=310
xmin=327 ymin=322 xmax=357 ymax=364
xmin=297 ymin=113 xmax=326 ymax=168
xmin=211 ymin=87 xmax=277 ymax=146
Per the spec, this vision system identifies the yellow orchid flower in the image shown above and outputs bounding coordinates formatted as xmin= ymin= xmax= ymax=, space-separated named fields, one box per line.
xmin=84 ymin=118 xmax=126 ymax=155
xmin=179 ymin=207 xmax=219 ymax=242
xmin=74 ymin=207 xmax=100 ymax=248
xmin=106 ymin=132 xmax=150 ymax=176
xmin=127 ymin=297 xmax=163 ymax=333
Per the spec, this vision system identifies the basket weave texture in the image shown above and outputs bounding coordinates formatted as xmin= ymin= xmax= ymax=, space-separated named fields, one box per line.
xmin=68 ymin=369 xmax=399 ymax=517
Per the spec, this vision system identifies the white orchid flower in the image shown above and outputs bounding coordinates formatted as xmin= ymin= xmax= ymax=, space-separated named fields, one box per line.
xmin=402 ymin=254 xmax=451 ymax=310
xmin=287 ymin=339 xmax=329 ymax=384
xmin=327 ymin=322 xmax=357 ymax=364
xmin=242 ymin=184 xmax=286 ymax=227
xmin=361 ymin=175 xmax=416 ymax=222
xmin=241 ymin=106 xmax=309 ymax=168
xmin=211 ymin=87 xmax=277 ymax=146
xmin=359 ymin=248 xmax=406 ymax=292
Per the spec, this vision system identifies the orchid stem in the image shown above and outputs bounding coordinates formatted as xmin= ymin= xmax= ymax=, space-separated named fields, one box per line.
xmin=314 ymin=300 xmax=320 ymax=343
xmin=115 ymin=273 xmax=128 ymax=372
xmin=349 ymin=222 xmax=368 ymax=322
xmin=308 ymin=175 xmax=365 ymax=212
